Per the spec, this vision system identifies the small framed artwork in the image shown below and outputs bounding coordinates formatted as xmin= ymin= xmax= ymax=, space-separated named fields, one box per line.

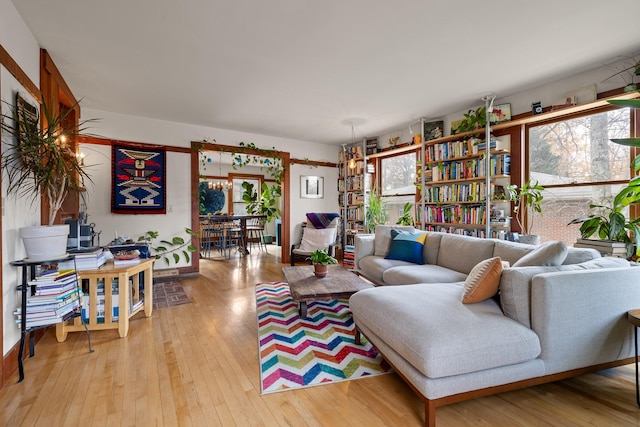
xmin=423 ymin=120 xmax=444 ymax=141
xmin=490 ymin=103 xmax=511 ymax=124
xmin=301 ymin=176 xmax=324 ymax=199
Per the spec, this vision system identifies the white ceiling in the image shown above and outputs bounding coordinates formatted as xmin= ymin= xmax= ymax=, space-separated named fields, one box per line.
xmin=11 ymin=0 xmax=640 ymax=146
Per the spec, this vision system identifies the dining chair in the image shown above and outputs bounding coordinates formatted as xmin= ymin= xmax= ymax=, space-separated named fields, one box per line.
xmin=246 ymin=218 xmax=266 ymax=252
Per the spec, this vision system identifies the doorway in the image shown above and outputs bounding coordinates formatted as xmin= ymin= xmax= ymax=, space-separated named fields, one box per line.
xmin=190 ymin=141 xmax=291 ymax=269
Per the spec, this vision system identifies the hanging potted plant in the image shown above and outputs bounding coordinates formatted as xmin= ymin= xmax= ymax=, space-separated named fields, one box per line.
xmin=307 ymin=249 xmax=337 ymax=278
xmin=1 ymin=95 xmax=94 ymax=260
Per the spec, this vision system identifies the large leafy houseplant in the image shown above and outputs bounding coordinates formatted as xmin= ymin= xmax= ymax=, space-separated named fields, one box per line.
xmin=568 ymin=200 xmax=640 ymax=259
xmin=1 ymin=97 xmax=94 ymax=225
xmin=241 ymin=181 xmax=281 ymax=223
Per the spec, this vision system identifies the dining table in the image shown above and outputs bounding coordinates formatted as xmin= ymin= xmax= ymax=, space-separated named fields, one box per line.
xmin=200 ymin=214 xmax=266 ymax=257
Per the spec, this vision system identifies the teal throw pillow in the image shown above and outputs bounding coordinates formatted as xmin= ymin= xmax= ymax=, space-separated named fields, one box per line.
xmin=385 ymin=229 xmax=427 ymax=264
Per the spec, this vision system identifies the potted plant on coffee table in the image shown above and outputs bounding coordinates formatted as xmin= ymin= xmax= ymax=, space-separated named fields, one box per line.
xmin=1 ymin=96 xmax=94 ymax=260
xmin=307 ymin=249 xmax=337 ymax=278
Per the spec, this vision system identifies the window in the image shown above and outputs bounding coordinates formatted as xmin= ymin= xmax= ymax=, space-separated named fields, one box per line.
xmin=528 ymin=108 xmax=631 ymax=245
xmin=380 ymin=153 xmax=417 ymax=225
xmin=232 ymin=177 xmax=261 ymax=215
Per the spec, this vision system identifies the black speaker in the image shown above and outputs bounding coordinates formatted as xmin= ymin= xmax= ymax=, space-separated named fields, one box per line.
xmin=532 ymin=101 xmax=543 ymax=115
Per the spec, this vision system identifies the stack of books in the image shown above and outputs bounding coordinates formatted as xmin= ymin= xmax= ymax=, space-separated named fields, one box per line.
xmin=574 ymin=238 xmax=628 ymax=258
xmin=14 ymin=269 xmax=81 ymax=329
xmin=58 ymin=248 xmax=107 ymax=271
xmin=81 ymin=278 xmax=119 ymax=323
xmin=343 ymin=245 xmax=355 ymax=270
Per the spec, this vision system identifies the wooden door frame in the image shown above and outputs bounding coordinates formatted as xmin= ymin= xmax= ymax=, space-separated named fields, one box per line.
xmin=190 ymin=141 xmax=291 ymax=268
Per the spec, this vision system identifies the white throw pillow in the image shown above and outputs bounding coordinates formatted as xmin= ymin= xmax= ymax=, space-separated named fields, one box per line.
xmin=298 ymin=228 xmax=337 ymax=252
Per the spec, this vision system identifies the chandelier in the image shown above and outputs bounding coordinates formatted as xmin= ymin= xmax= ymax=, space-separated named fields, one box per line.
xmin=208 ymin=152 xmax=232 ymax=191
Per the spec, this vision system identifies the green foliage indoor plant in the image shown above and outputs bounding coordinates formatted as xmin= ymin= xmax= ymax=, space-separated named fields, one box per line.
xmin=396 ymin=202 xmax=414 ymax=226
xmin=241 ymin=181 xmax=281 ymax=223
xmin=365 ymin=191 xmax=389 ymax=233
xmin=1 ymin=97 xmax=94 ymax=225
xmin=307 ymin=248 xmax=337 ymax=277
xmin=137 ymin=228 xmax=198 ymax=266
xmin=453 ymin=106 xmax=487 ymax=135
xmin=506 ymin=179 xmax=544 ymax=242
xmin=1 ymin=96 xmax=95 ymax=260
xmin=568 ymin=200 xmax=640 ymax=259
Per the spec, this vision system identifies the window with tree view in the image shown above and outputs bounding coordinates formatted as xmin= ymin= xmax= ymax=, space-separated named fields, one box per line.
xmin=380 ymin=153 xmax=417 ymax=225
xmin=528 ymin=108 xmax=631 ymax=245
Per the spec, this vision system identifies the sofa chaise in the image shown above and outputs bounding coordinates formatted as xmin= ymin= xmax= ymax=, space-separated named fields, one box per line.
xmin=349 ymin=226 xmax=640 ymax=426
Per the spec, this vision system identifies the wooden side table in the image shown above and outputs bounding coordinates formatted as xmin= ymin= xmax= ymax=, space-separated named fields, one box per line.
xmin=628 ymin=309 xmax=640 ymax=407
xmin=56 ymin=258 xmax=154 ymax=340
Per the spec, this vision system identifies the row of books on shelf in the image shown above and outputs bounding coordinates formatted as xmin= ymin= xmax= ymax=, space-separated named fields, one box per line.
xmin=345 ymin=206 xmax=364 ymax=221
xmin=15 ymin=268 xmax=82 ymax=329
xmin=424 ymin=181 xmax=492 ymax=203
xmin=427 ymin=154 xmax=510 ymax=182
xmin=339 ymin=144 xmax=365 ymax=162
xmin=338 ymin=175 xmax=371 ymax=192
xmin=422 ymin=225 xmax=509 ymax=239
xmin=338 ymin=192 xmax=365 ymax=206
xmin=425 ymin=138 xmax=509 ymax=162
xmin=423 ymin=204 xmax=487 ymax=226
xmin=338 ymin=158 xmax=367 ymax=175
xmin=344 ymin=223 xmax=365 ymax=235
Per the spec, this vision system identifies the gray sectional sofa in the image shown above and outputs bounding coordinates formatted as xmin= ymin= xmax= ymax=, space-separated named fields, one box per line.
xmin=349 ymin=226 xmax=640 ymax=427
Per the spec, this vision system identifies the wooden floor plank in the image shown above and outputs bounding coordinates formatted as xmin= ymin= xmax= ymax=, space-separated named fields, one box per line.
xmin=1 ymin=245 xmax=640 ymax=426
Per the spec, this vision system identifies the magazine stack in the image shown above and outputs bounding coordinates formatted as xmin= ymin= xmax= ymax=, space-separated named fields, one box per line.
xmin=14 ymin=268 xmax=81 ymax=329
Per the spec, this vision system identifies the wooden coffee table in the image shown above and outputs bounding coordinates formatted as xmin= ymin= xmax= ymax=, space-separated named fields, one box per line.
xmin=282 ymin=265 xmax=373 ymax=318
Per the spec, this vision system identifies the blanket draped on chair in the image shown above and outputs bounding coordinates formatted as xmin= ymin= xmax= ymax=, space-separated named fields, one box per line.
xmin=306 ymin=212 xmax=340 ymax=229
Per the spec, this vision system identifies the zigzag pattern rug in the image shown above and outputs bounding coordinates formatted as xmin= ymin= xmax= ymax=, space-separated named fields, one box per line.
xmin=256 ymin=281 xmax=391 ymax=394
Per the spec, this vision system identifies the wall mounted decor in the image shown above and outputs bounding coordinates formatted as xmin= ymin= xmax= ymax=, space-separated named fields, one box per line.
xmin=112 ymin=144 xmax=166 ymax=214
xmin=301 ymin=176 xmax=323 ymax=199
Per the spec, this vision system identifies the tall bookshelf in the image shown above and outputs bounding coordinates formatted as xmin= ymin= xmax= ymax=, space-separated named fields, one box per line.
xmin=418 ymin=134 xmax=511 ymax=238
xmin=338 ymin=138 xmax=376 ymax=269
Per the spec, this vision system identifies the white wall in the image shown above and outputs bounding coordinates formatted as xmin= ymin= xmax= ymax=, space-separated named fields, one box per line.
xmin=79 ymin=108 xmax=339 ymax=266
xmin=289 ymin=163 xmax=340 ymax=245
xmin=0 ymin=0 xmax=42 ymax=356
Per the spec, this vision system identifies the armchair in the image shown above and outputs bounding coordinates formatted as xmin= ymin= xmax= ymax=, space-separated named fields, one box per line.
xmin=290 ymin=213 xmax=340 ymax=266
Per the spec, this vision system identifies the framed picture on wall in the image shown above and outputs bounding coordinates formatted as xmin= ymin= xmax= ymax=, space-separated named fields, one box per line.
xmin=301 ymin=176 xmax=324 ymax=199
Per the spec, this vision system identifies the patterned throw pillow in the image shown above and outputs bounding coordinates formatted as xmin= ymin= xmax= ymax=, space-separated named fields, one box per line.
xmin=384 ymin=229 xmax=428 ymax=264
xmin=462 ymin=257 xmax=503 ymax=304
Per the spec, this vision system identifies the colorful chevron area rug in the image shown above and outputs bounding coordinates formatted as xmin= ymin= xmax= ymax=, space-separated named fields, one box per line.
xmin=256 ymin=281 xmax=392 ymax=394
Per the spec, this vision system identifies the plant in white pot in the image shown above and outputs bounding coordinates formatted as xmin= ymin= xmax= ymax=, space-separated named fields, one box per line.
xmin=506 ymin=179 xmax=544 ymax=245
xmin=1 ymin=95 xmax=94 ymax=260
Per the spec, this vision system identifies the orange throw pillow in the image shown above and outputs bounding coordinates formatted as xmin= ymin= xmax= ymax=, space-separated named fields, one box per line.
xmin=461 ymin=257 xmax=503 ymax=304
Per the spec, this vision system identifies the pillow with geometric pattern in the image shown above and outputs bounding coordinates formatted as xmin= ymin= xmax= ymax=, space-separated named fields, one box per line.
xmin=384 ymin=229 xmax=428 ymax=265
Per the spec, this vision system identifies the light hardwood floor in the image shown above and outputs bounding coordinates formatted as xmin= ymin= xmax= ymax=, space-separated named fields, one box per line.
xmin=1 ymin=246 xmax=640 ymax=426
